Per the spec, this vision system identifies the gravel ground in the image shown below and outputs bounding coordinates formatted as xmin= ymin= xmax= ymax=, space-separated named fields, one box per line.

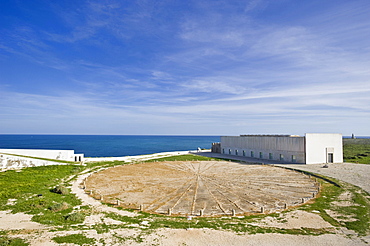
xmin=275 ymin=163 xmax=370 ymax=194
xmin=197 ymin=151 xmax=370 ymax=194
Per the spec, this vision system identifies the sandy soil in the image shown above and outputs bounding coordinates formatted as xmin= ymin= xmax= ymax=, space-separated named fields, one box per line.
xmin=85 ymin=161 xmax=318 ymax=216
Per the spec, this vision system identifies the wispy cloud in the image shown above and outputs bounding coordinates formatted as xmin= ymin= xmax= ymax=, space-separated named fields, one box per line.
xmin=1 ymin=0 xmax=369 ymax=135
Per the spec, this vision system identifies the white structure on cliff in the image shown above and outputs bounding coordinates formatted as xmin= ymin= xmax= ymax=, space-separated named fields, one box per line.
xmin=220 ymin=133 xmax=343 ymax=164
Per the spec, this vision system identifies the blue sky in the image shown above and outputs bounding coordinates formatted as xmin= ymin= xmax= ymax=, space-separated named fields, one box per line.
xmin=0 ymin=0 xmax=369 ymax=136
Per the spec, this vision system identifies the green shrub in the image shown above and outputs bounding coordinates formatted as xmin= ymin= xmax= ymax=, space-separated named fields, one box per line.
xmin=0 ymin=236 xmax=28 ymax=246
xmin=51 ymin=185 xmax=69 ymax=195
xmin=65 ymin=212 xmax=84 ymax=222
xmin=49 ymin=202 xmax=69 ymax=212
xmin=52 ymin=234 xmax=95 ymax=246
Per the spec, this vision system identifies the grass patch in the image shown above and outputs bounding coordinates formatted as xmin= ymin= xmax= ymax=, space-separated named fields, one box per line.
xmin=0 ymin=235 xmax=28 ymax=246
xmin=300 ymin=177 xmax=370 ymax=236
xmin=143 ymin=154 xmax=218 ymax=162
xmin=52 ymin=234 xmax=95 ymax=246
xmin=0 ymin=165 xmax=82 ymax=225
xmin=103 ymin=211 xmax=332 ymax=236
xmin=343 ymin=138 xmax=370 ymax=164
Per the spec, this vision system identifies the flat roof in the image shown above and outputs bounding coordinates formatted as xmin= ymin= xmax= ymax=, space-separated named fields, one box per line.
xmin=239 ymin=134 xmax=301 ymax=137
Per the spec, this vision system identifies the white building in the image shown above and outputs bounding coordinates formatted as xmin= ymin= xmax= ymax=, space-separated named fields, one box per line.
xmin=0 ymin=149 xmax=84 ymax=162
xmin=220 ymin=133 xmax=343 ymax=164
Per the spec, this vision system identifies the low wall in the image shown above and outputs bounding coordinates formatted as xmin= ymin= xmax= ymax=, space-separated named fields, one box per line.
xmin=0 ymin=154 xmax=67 ymax=170
xmin=0 ymin=149 xmax=84 ymax=162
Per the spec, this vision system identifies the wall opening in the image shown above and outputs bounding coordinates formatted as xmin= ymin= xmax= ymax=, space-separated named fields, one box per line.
xmin=327 ymin=153 xmax=334 ymax=163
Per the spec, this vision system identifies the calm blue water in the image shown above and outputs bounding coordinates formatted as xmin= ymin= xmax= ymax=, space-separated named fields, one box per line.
xmin=0 ymin=135 xmax=220 ymax=157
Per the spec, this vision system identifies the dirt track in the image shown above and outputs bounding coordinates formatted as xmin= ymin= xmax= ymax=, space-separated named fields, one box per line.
xmin=85 ymin=161 xmax=318 ymax=216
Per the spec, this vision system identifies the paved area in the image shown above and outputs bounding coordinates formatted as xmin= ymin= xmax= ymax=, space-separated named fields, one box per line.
xmin=195 ymin=151 xmax=370 ymax=194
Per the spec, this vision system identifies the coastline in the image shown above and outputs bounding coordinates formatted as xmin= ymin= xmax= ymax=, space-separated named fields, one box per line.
xmin=84 ymin=150 xmax=198 ymax=163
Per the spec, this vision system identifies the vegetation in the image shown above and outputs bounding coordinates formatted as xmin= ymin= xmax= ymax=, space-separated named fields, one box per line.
xmin=143 ymin=154 xmax=218 ymax=162
xmin=0 ymin=153 xmax=369 ymax=244
xmin=0 ymin=165 xmax=83 ymax=225
xmin=52 ymin=234 xmax=95 ymax=245
xmin=301 ymin=176 xmax=370 ymax=236
xmin=343 ymin=138 xmax=370 ymax=164
xmin=0 ymin=236 xmax=28 ymax=246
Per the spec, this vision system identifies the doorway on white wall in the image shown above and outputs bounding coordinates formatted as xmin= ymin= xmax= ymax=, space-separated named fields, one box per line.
xmin=328 ymin=153 xmax=334 ymax=163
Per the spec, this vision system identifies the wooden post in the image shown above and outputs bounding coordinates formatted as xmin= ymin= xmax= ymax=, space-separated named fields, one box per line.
xmin=232 ymin=209 xmax=236 ymax=216
xmin=168 ymin=208 xmax=172 ymax=215
xmin=261 ymin=207 xmax=265 ymax=213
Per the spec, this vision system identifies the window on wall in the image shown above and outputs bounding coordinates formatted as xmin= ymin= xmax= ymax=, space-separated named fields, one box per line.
xmin=243 ymin=150 xmax=246 ymax=156
xmin=235 ymin=150 xmax=238 ymax=155
xmin=229 ymin=149 xmax=231 ymax=155
xmin=259 ymin=152 xmax=263 ymax=158
xmin=280 ymin=154 xmax=284 ymax=161
xmin=222 ymin=149 xmax=225 ymax=154
xmin=291 ymin=155 xmax=296 ymax=163
xmin=269 ymin=153 xmax=273 ymax=160
xmin=251 ymin=151 xmax=254 ymax=158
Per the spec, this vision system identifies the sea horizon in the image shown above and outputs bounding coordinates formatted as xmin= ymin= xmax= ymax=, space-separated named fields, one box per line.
xmin=0 ymin=135 xmax=220 ymax=158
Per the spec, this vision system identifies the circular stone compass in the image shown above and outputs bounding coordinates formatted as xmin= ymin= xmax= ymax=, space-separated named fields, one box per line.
xmin=85 ymin=161 xmax=319 ymax=216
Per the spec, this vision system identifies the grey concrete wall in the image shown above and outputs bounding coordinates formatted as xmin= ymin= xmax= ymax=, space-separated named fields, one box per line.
xmin=221 ymin=136 xmax=305 ymax=163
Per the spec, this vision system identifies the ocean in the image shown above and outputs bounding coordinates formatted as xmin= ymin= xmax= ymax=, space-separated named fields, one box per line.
xmin=0 ymin=135 xmax=220 ymax=157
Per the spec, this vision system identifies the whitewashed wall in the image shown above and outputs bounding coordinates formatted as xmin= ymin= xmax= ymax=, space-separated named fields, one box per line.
xmin=305 ymin=133 xmax=343 ymax=164
xmin=0 ymin=149 xmax=84 ymax=162
xmin=0 ymin=153 xmax=67 ymax=170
